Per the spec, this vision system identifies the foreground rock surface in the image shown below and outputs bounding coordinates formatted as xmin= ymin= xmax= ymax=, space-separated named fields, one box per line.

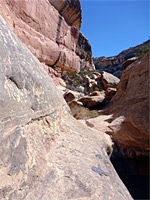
xmin=0 ymin=16 xmax=133 ymax=200
xmin=106 ymin=52 xmax=150 ymax=158
xmin=0 ymin=0 xmax=94 ymax=73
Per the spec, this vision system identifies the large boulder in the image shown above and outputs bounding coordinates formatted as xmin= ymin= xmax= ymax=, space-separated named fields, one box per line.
xmin=105 ymin=87 xmax=117 ymax=100
xmin=0 ymin=0 xmax=94 ymax=73
xmin=101 ymin=71 xmax=120 ymax=90
xmin=0 ymin=16 xmax=132 ymax=200
xmin=106 ymin=52 xmax=150 ymax=158
xmin=78 ymin=91 xmax=106 ymax=109
xmin=64 ymin=90 xmax=81 ymax=102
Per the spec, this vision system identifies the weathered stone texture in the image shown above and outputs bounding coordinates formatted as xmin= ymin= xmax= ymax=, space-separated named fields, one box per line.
xmin=49 ymin=0 xmax=82 ymax=29
xmin=106 ymin=52 xmax=150 ymax=157
xmin=0 ymin=16 xmax=132 ymax=200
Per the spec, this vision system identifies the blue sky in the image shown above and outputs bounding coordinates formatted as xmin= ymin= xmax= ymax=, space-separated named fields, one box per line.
xmin=80 ymin=0 xmax=149 ymax=57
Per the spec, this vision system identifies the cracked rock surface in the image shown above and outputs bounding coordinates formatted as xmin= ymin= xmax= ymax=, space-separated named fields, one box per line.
xmin=0 ymin=16 xmax=132 ymax=200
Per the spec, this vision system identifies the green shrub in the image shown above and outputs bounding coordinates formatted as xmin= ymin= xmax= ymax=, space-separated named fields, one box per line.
xmin=79 ymin=69 xmax=95 ymax=78
xmin=52 ymin=65 xmax=56 ymax=70
xmin=67 ymin=71 xmax=81 ymax=86
xmin=135 ymin=45 xmax=150 ymax=58
xmin=94 ymin=87 xmax=100 ymax=91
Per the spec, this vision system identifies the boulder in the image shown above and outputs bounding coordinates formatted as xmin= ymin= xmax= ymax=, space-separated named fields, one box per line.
xmin=89 ymin=91 xmax=104 ymax=96
xmin=64 ymin=90 xmax=80 ymax=102
xmin=106 ymin=52 xmax=150 ymax=158
xmin=82 ymin=75 xmax=91 ymax=85
xmin=78 ymin=91 xmax=106 ymax=108
xmin=0 ymin=16 xmax=132 ymax=200
xmin=76 ymin=85 xmax=85 ymax=93
xmin=82 ymin=73 xmax=103 ymax=94
xmin=105 ymin=88 xmax=117 ymax=99
xmin=0 ymin=0 xmax=94 ymax=73
xmin=68 ymin=100 xmax=99 ymax=120
xmin=89 ymin=72 xmax=100 ymax=80
xmin=101 ymin=71 xmax=120 ymax=90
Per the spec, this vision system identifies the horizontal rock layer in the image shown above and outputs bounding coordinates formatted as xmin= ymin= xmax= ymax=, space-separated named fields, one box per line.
xmin=49 ymin=0 xmax=82 ymax=29
xmin=0 ymin=15 xmax=132 ymax=200
xmin=93 ymin=40 xmax=150 ymax=78
xmin=0 ymin=0 xmax=94 ymax=73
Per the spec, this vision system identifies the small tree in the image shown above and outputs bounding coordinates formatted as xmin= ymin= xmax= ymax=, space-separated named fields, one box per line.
xmin=135 ymin=45 xmax=150 ymax=58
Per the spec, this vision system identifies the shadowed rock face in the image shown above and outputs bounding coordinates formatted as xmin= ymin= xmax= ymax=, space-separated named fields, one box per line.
xmin=49 ymin=0 xmax=82 ymax=29
xmin=0 ymin=16 xmax=133 ymax=200
xmin=0 ymin=0 xmax=94 ymax=73
xmin=107 ymin=52 xmax=150 ymax=158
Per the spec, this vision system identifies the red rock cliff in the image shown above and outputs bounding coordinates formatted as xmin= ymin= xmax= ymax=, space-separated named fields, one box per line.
xmin=0 ymin=0 xmax=94 ymax=72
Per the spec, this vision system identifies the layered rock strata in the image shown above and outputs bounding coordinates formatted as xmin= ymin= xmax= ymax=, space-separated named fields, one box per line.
xmin=0 ymin=0 xmax=94 ymax=73
xmin=49 ymin=0 xmax=82 ymax=29
xmin=93 ymin=40 xmax=150 ymax=78
xmin=0 ymin=16 xmax=132 ymax=200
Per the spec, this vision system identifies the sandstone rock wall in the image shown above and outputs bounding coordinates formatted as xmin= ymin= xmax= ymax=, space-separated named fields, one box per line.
xmin=0 ymin=15 xmax=132 ymax=200
xmin=0 ymin=0 xmax=94 ymax=73
xmin=106 ymin=52 xmax=150 ymax=158
xmin=49 ymin=0 xmax=82 ymax=29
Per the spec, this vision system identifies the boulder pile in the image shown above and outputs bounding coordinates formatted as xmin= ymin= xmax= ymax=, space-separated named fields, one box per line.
xmin=63 ymin=71 xmax=120 ymax=117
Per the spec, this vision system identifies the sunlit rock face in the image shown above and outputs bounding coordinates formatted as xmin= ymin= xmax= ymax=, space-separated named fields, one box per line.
xmin=0 ymin=15 xmax=133 ymax=200
xmin=0 ymin=0 xmax=94 ymax=73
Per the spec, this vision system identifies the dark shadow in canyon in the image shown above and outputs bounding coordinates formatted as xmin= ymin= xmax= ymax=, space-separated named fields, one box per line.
xmin=110 ymin=143 xmax=149 ymax=200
